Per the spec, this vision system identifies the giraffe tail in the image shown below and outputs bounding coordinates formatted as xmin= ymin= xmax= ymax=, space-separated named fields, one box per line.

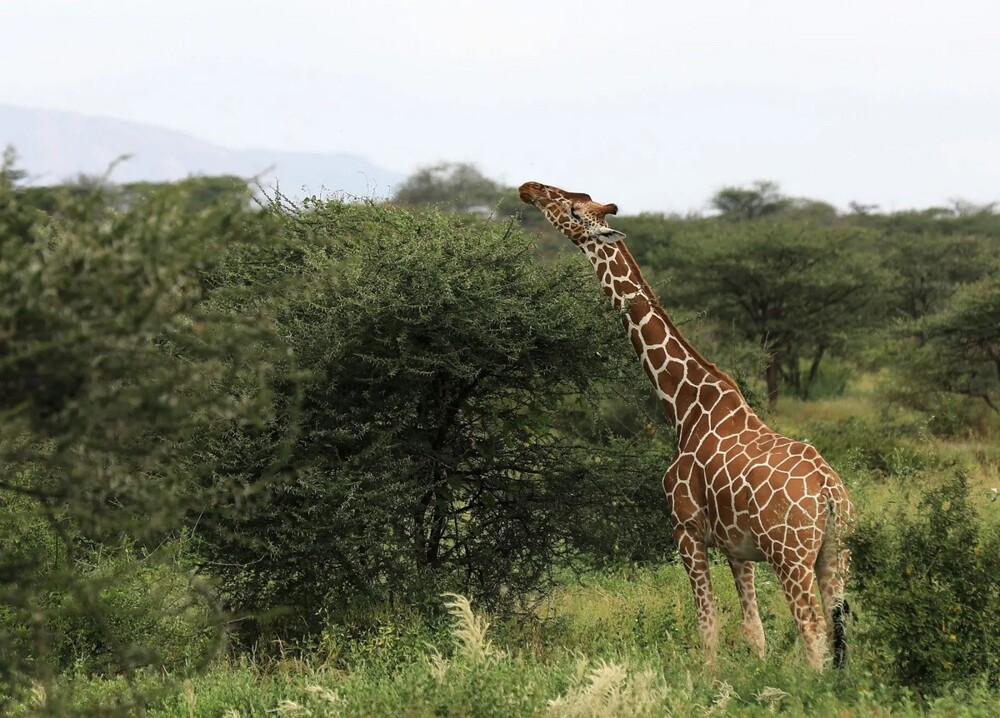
xmin=824 ymin=483 xmax=854 ymax=669
xmin=831 ymin=594 xmax=850 ymax=668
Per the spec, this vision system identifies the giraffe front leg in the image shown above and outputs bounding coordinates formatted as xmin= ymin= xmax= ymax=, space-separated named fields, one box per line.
xmin=675 ymin=528 xmax=719 ymax=664
xmin=728 ymin=558 xmax=766 ymax=658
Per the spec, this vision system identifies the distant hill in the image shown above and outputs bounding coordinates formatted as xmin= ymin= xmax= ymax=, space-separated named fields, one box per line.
xmin=0 ymin=104 xmax=403 ymax=198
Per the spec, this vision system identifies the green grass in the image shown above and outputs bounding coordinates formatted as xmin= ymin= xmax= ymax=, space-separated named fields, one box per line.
xmin=12 ymin=380 xmax=1000 ymax=716
xmin=16 ymin=561 xmax=1000 ymax=716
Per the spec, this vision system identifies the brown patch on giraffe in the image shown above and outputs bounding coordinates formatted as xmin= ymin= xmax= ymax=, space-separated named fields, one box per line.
xmin=613 ymin=279 xmax=639 ymax=297
xmin=700 ymin=436 xmax=722 ymax=461
xmin=772 ymin=454 xmax=803 ymax=473
xmin=715 ymin=413 xmax=745 ymax=438
xmin=640 ymin=316 xmax=667 ymax=346
xmin=656 ymin=369 xmax=678 ymax=400
xmin=674 ymin=382 xmax=698 ymax=413
xmin=607 ymin=253 xmax=629 ymax=279
xmin=751 ymin=436 xmax=779 ymax=453
xmin=756 ymin=494 xmax=787 ymax=530
xmin=684 ymin=412 xmax=713 ymax=446
xmin=664 ymin=336 xmax=685 ymax=361
xmin=699 ymin=383 xmax=723 ymax=411
xmin=725 ymin=452 xmax=752 ymax=479
xmin=629 ymin=328 xmax=644 ymax=355
xmin=593 ymin=261 xmax=611 ymax=285
xmin=645 ymin=345 xmax=668 ymax=370
xmin=716 ymin=433 xmax=741 ymax=454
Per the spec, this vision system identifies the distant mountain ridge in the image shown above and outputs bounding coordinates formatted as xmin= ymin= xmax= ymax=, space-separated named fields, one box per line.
xmin=0 ymin=104 xmax=403 ymax=198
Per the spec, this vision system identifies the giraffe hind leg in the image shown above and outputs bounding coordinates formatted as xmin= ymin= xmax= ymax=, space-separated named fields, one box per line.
xmin=773 ymin=558 xmax=827 ymax=669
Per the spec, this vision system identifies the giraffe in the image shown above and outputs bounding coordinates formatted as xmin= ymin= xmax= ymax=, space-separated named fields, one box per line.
xmin=518 ymin=181 xmax=853 ymax=669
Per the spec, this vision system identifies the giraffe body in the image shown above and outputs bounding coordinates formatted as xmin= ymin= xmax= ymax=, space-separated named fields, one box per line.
xmin=519 ymin=181 xmax=853 ymax=669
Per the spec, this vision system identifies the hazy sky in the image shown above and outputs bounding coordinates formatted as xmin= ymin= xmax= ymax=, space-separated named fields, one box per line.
xmin=3 ymin=0 xmax=999 ymax=212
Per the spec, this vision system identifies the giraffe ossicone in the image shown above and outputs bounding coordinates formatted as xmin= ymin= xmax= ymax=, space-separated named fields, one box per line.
xmin=519 ymin=180 xmax=854 ymax=670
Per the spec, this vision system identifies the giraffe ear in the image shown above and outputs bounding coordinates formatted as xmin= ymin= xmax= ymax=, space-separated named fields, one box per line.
xmin=596 ymin=227 xmax=626 ymax=242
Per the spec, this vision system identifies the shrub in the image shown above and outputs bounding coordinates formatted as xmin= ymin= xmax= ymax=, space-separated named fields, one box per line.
xmin=849 ymin=475 xmax=1000 ymax=694
xmin=797 ymin=417 xmax=937 ymax=480
xmin=40 ymin=544 xmax=217 ymax=676
xmin=0 ymin=153 xmax=272 ymax=706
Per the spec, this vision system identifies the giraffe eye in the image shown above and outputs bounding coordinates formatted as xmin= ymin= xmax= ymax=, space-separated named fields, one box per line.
xmin=569 ymin=206 xmax=582 ymax=221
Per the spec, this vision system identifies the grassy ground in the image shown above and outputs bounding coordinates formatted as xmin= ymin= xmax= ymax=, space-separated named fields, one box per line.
xmin=15 ymin=384 xmax=1000 ymax=716
xmin=22 ymin=566 xmax=1000 ymax=717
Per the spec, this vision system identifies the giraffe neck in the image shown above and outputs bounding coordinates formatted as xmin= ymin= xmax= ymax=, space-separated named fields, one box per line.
xmin=578 ymin=239 xmax=750 ymax=435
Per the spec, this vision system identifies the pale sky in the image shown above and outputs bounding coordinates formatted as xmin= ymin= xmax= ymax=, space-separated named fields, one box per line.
xmin=3 ymin=0 xmax=999 ymax=213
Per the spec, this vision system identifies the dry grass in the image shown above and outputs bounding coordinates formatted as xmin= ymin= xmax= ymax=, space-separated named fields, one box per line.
xmin=546 ymin=660 xmax=667 ymax=718
xmin=442 ymin=592 xmax=503 ymax=665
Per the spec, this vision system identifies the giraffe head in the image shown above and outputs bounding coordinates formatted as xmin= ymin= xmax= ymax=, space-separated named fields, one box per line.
xmin=518 ymin=181 xmax=625 ymax=243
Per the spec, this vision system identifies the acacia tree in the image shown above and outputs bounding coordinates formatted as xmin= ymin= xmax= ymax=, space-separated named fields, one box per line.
xmin=894 ymin=271 xmax=1000 ymax=416
xmin=710 ymin=180 xmax=790 ymax=221
xmin=882 ymin=232 xmax=997 ymax=320
xmin=393 ymin=162 xmax=509 ymax=214
xmin=391 ymin=162 xmax=554 ymax=231
xmin=669 ymin=222 xmax=884 ymax=405
xmin=197 ymin=199 xmax=675 ymax=642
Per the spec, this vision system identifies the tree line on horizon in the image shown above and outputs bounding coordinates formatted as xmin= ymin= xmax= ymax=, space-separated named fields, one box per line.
xmin=394 ymin=161 xmax=1000 ymax=416
xmin=7 ymin=146 xmax=1000 ymax=416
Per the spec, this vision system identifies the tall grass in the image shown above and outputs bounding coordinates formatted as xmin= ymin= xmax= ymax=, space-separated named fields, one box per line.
xmin=14 ymin=569 xmax=1000 ymax=717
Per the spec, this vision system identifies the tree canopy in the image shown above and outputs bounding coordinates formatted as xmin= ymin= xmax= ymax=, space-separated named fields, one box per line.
xmin=894 ymin=271 xmax=1000 ymax=415
xmin=665 ymin=221 xmax=885 ymax=404
xmin=710 ymin=180 xmax=790 ymax=221
xmin=195 ymin=200 xmax=674 ymax=642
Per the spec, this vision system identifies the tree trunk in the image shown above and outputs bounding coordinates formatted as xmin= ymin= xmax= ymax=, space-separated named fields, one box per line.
xmin=803 ymin=345 xmax=827 ymax=399
xmin=765 ymin=357 xmax=781 ymax=409
xmin=786 ymin=357 xmax=802 ymax=397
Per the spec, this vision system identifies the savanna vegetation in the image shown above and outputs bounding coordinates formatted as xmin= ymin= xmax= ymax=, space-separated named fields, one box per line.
xmin=2 ymin=152 xmax=999 ymax=715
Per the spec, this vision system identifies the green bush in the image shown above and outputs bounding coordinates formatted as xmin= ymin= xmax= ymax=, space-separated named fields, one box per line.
xmin=40 ymin=544 xmax=217 ymax=676
xmin=797 ymin=417 xmax=929 ymax=479
xmin=0 ymin=487 xmax=215 ymax=679
xmin=849 ymin=475 xmax=1000 ymax=694
xmin=788 ymin=359 xmax=853 ymax=401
